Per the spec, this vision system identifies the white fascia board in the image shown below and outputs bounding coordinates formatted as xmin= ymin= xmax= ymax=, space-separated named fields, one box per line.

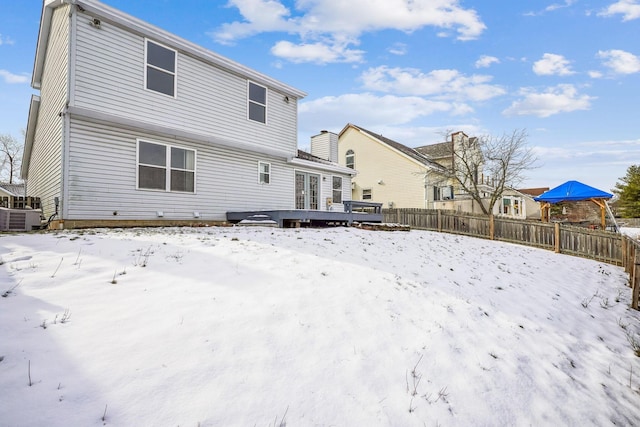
xmin=72 ymin=0 xmax=306 ymax=99
xmin=21 ymin=95 xmax=41 ymax=179
xmin=288 ymin=157 xmax=357 ymax=176
xmin=66 ymin=106 xmax=295 ymax=160
xmin=32 ymin=0 xmax=64 ymax=89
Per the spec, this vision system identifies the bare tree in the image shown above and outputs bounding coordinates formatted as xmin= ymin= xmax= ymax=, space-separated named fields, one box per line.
xmin=445 ymin=129 xmax=538 ymax=215
xmin=0 ymin=133 xmax=23 ymax=184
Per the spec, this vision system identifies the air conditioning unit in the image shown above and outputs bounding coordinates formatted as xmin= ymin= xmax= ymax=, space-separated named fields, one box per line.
xmin=0 ymin=208 xmax=43 ymax=231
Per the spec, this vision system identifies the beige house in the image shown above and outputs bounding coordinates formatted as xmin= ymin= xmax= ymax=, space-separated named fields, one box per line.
xmin=334 ymin=124 xmax=449 ymax=209
xmin=336 ymin=124 xmax=542 ymax=217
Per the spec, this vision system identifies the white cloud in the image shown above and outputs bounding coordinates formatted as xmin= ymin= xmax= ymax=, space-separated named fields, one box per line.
xmin=360 ymin=66 xmax=506 ymax=101
xmin=474 ymin=55 xmax=499 ymax=68
xmin=503 ymin=84 xmax=594 ymax=118
xmin=271 ymin=40 xmax=364 ymax=63
xmin=387 ymin=43 xmax=408 ymax=56
xmin=524 ymin=0 xmax=576 ymax=16
xmin=545 ymin=0 xmax=577 ymax=12
xmin=598 ymin=0 xmax=640 ymax=21
xmin=0 ymin=70 xmax=29 ymax=84
xmin=298 ymin=93 xmax=456 ymax=132
xmin=0 ymin=34 xmax=15 ymax=45
xmin=211 ymin=0 xmax=486 ymax=63
xmin=597 ymin=49 xmax=640 ymax=74
xmin=588 ymin=70 xmax=603 ymax=78
xmin=532 ymin=53 xmax=575 ymax=76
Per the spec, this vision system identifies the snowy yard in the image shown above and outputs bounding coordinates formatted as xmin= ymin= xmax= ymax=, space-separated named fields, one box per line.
xmin=1 ymin=226 xmax=640 ymax=426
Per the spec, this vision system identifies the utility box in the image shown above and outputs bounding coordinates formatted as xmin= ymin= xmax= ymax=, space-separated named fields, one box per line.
xmin=0 ymin=208 xmax=43 ymax=231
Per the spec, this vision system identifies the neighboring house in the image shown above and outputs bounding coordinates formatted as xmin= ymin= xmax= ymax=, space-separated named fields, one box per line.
xmin=493 ymin=188 xmax=543 ymax=220
xmin=338 ymin=124 xmax=493 ymax=211
xmin=337 ymin=124 xmax=449 ymax=209
xmin=22 ymin=0 xmax=352 ymax=228
xmin=0 ymin=183 xmax=42 ymax=210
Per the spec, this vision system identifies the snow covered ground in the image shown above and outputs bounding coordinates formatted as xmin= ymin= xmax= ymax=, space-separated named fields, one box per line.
xmin=1 ymin=226 xmax=640 ymax=426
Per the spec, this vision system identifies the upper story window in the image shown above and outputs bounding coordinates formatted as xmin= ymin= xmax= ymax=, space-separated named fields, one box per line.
xmin=145 ymin=40 xmax=176 ymax=97
xmin=258 ymin=161 xmax=271 ymax=184
xmin=248 ymin=82 xmax=267 ymax=123
xmin=332 ymin=176 xmax=343 ymax=204
xmin=137 ymin=140 xmax=195 ymax=193
xmin=362 ymin=188 xmax=372 ymax=200
xmin=345 ymin=150 xmax=355 ymax=169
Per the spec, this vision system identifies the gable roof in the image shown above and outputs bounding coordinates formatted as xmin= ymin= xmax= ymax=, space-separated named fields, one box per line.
xmin=414 ymin=141 xmax=452 ymax=159
xmin=534 ymin=181 xmax=612 ymax=204
xmin=340 ymin=124 xmax=445 ymax=171
xmin=33 ymin=0 xmax=306 ymax=98
xmin=518 ymin=187 xmax=550 ymax=197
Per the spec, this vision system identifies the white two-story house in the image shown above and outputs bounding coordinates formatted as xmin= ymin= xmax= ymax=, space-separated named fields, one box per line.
xmin=22 ymin=0 xmax=353 ymax=228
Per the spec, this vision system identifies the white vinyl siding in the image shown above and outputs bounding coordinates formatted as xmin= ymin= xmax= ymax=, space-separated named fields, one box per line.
xmin=144 ymin=39 xmax=176 ymax=97
xmin=27 ymin=5 xmax=69 ymax=218
xmin=66 ymin=117 xmax=295 ymax=220
xmin=73 ymin=15 xmax=298 ymax=154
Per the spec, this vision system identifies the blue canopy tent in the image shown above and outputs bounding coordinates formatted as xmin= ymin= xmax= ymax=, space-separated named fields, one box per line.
xmin=534 ymin=180 xmax=614 ymax=229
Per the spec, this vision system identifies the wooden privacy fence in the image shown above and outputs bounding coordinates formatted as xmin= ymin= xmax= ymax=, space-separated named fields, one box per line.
xmin=383 ymin=208 xmax=640 ymax=309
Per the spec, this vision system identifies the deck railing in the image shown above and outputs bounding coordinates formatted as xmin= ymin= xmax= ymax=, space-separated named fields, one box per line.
xmin=382 ymin=208 xmax=640 ymax=309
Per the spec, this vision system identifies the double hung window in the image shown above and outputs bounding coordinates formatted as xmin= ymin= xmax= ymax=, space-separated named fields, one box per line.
xmin=248 ymin=82 xmax=267 ymax=123
xmin=145 ymin=40 xmax=176 ymax=97
xmin=259 ymin=161 xmax=271 ymax=184
xmin=332 ymin=176 xmax=343 ymax=204
xmin=138 ymin=140 xmax=195 ymax=193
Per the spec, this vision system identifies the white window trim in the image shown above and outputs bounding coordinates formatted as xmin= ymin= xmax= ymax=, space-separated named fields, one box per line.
xmin=258 ymin=161 xmax=271 ymax=185
xmin=362 ymin=188 xmax=372 ymax=200
xmin=136 ymin=139 xmax=196 ymax=193
xmin=345 ymin=149 xmax=355 ymax=169
xmin=332 ymin=175 xmax=343 ymax=204
xmin=144 ymin=38 xmax=177 ymax=98
xmin=247 ymin=81 xmax=268 ymax=125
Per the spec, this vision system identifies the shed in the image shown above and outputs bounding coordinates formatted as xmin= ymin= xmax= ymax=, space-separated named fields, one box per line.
xmin=534 ymin=180 xmax=613 ymax=229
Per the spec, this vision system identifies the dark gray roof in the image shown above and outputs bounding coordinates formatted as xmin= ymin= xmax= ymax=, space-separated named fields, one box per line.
xmin=345 ymin=124 xmax=444 ymax=171
xmin=414 ymin=141 xmax=453 ymax=159
xmin=296 ymin=149 xmax=335 ymax=166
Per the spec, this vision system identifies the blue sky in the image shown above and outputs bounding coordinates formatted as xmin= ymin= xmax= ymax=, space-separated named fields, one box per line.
xmin=1 ymin=0 xmax=639 ymax=192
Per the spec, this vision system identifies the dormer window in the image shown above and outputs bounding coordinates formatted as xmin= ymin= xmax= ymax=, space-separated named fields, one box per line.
xmin=248 ymin=82 xmax=267 ymax=123
xmin=145 ymin=40 xmax=176 ymax=97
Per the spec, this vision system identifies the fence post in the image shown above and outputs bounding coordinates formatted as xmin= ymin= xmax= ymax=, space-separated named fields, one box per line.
xmin=489 ymin=215 xmax=495 ymax=240
xmin=632 ymin=250 xmax=640 ymax=309
xmin=437 ymin=210 xmax=442 ymax=232
xmin=554 ymin=223 xmax=561 ymax=254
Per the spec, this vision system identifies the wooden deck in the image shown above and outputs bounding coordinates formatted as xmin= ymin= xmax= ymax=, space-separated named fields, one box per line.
xmin=227 ymin=202 xmax=384 ymax=228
